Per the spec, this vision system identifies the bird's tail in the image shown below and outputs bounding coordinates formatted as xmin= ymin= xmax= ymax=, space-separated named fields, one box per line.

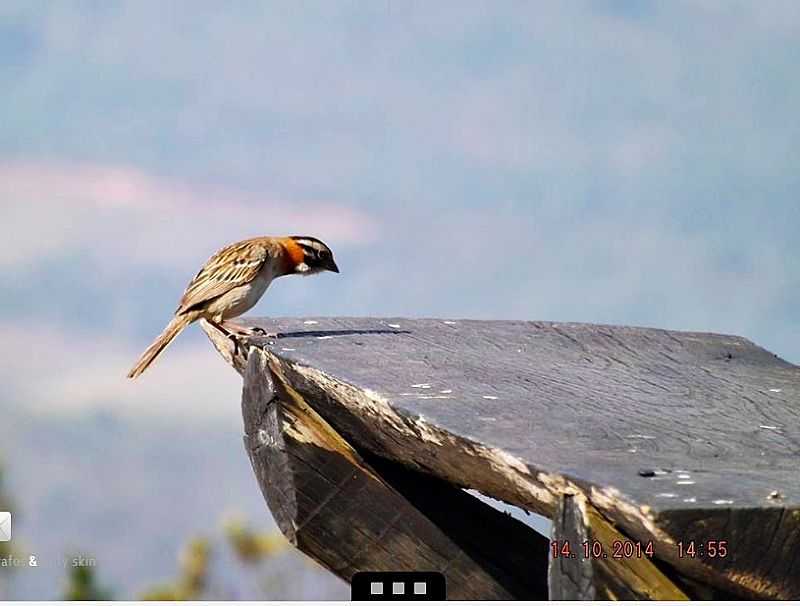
xmin=127 ymin=313 xmax=196 ymax=379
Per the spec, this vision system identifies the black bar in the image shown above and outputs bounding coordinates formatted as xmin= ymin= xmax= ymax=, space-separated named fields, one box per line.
xmin=351 ymin=571 xmax=446 ymax=600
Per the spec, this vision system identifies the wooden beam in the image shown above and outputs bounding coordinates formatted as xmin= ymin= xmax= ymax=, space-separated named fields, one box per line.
xmin=239 ymin=347 xmax=549 ymax=600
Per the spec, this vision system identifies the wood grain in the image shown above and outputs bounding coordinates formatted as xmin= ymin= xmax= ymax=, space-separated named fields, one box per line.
xmin=203 ymin=317 xmax=800 ymax=599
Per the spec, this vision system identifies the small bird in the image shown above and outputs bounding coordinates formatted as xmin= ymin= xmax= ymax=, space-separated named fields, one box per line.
xmin=127 ymin=235 xmax=339 ymax=379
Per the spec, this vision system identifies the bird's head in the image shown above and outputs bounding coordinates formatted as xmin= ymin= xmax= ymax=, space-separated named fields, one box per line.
xmin=284 ymin=236 xmax=340 ymax=275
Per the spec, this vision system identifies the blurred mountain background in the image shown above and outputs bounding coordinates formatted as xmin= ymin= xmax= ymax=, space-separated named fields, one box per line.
xmin=1 ymin=0 xmax=798 ymax=599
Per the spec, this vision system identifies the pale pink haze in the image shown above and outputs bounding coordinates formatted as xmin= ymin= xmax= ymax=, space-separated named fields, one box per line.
xmin=0 ymin=161 xmax=378 ymax=271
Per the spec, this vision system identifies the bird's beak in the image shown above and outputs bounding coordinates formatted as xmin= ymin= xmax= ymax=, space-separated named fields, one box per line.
xmin=327 ymin=259 xmax=340 ymax=273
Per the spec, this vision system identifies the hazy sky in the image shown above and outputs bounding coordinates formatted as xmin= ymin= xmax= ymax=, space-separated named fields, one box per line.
xmin=2 ymin=0 xmax=798 ymax=424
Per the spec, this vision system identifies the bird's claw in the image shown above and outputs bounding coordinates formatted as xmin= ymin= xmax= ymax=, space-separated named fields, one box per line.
xmin=219 ymin=323 xmax=277 ymax=352
xmin=249 ymin=326 xmax=278 ymax=339
xmin=221 ymin=322 xmax=276 ymax=339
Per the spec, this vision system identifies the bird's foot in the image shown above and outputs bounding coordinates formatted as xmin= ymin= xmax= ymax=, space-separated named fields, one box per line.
xmin=248 ymin=326 xmax=279 ymax=339
xmin=206 ymin=320 xmax=244 ymax=356
xmin=221 ymin=322 xmax=277 ymax=341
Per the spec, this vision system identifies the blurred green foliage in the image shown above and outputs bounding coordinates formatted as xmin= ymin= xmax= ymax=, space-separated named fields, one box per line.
xmin=140 ymin=537 xmax=211 ymax=600
xmin=63 ymin=561 xmax=113 ymax=601
xmin=139 ymin=515 xmax=288 ymax=600
xmin=223 ymin=515 xmax=287 ymax=564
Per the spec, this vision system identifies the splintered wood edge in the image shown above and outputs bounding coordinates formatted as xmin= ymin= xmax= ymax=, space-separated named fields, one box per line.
xmin=240 ymin=348 xmax=539 ymax=599
xmin=266 ymin=353 xmax=672 ymax=535
xmin=200 ymin=322 xmax=782 ymax=599
xmin=265 ymin=355 xmax=379 ymax=479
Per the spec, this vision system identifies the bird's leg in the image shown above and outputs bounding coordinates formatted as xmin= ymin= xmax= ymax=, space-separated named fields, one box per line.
xmin=207 ymin=319 xmax=244 ymax=356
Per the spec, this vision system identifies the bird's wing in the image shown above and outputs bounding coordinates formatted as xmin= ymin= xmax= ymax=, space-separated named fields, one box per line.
xmin=176 ymin=238 xmax=270 ymax=315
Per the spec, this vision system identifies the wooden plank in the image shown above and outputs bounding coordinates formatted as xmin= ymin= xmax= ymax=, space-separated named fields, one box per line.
xmin=238 ymin=345 xmax=549 ymax=600
xmin=203 ymin=317 xmax=800 ymax=599
xmin=549 ymin=494 xmax=688 ymax=600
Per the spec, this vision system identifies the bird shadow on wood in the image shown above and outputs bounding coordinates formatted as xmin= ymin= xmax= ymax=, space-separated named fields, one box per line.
xmin=269 ymin=329 xmax=412 ymax=339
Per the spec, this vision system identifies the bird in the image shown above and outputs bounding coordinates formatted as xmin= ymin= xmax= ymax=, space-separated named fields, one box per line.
xmin=127 ymin=235 xmax=339 ymax=379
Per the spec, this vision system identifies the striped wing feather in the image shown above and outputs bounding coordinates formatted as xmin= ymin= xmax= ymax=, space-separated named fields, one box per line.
xmin=176 ymin=239 xmax=269 ymax=314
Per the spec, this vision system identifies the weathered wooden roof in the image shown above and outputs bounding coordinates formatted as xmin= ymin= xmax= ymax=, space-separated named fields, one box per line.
xmin=203 ymin=317 xmax=800 ymax=599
